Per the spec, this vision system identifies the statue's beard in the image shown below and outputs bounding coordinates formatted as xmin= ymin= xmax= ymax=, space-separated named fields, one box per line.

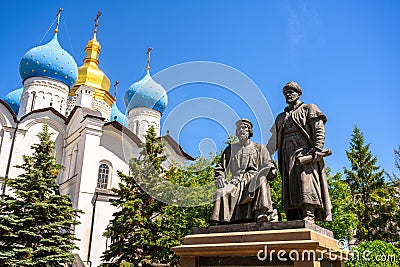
xmin=286 ymin=96 xmax=299 ymax=105
xmin=238 ymin=133 xmax=249 ymax=141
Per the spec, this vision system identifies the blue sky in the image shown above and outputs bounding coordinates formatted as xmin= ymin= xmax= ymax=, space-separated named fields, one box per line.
xmin=0 ymin=1 xmax=399 ymax=176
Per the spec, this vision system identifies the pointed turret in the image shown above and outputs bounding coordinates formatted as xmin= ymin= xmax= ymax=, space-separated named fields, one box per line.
xmin=124 ymin=48 xmax=168 ymax=141
xmin=66 ymin=11 xmax=115 ymax=119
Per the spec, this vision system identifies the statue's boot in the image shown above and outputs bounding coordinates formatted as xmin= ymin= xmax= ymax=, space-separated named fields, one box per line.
xmin=302 ymin=204 xmax=315 ymax=223
xmin=256 ymin=210 xmax=275 ymax=223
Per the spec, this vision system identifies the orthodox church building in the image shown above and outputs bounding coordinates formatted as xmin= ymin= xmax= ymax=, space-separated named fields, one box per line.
xmin=0 ymin=12 xmax=192 ymax=267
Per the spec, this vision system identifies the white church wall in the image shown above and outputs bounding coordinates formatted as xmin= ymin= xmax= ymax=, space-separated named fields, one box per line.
xmin=59 ymin=110 xmax=88 ymax=209
xmin=0 ymin=104 xmax=17 ymax=180
xmin=1 ymin=97 xmax=193 ymax=267
xmin=18 ymin=112 xmax=66 ymax=165
xmin=70 ymin=116 xmax=105 ymax=264
xmin=63 ymin=111 xmax=87 ymax=186
xmin=1 ymin=112 xmax=65 ymax=197
xmin=73 ymin=192 xmax=97 ymax=264
xmin=18 ymin=77 xmax=69 ymax=118
xmin=66 ymin=108 xmax=86 ymax=138
xmin=0 ymin=104 xmax=16 ymax=128
xmin=0 ymin=123 xmax=5 ymax=178
xmin=128 ymin=107 xmax=161 ymax=142
xmin=90 ymin=196 xmax=118 ymax=267
xmin=66 ymin=95 xmax=77 ymax=117
xmin=60 ymin=138 xmax=83 ymax=209
xmin=163 ymin=143 xmax=191 ymax=166
xmin=99 ymin=127 xmax=141 ymax=183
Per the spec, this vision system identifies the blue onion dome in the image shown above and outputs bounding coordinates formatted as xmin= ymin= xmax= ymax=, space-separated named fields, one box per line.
xmin=110 ymin=103 xmax=128 ymax=126
xmin=19 ymin=33 xmax=78 ymax=88
xmin=124 ymin=70 xmax=168 ymax=114
xmin=3 ymin=88 xmax=23 ymax=114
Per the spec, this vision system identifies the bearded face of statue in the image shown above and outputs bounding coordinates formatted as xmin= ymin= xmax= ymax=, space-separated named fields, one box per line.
xmin=284 ymin=88 xmax=301 ymax=105
xmin=236 ymin=123 xmax=251 ymax=141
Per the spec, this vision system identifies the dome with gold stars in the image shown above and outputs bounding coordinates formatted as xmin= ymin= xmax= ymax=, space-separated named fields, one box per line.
xmin=19 ymin=33 xmax=78 ymax=87
xmin=124 ymin=70 xmax=168 ymax=114
xmin=3 ymin=88 xmax=23 ymax=114
xmin=110 ymin=103 xmax=128 ymax=126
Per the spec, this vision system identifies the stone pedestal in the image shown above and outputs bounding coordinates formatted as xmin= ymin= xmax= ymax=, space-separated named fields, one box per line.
xmin=172 ymin=221 xmax=348 ymax=267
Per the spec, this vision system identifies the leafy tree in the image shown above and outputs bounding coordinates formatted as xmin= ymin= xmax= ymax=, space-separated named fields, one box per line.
xmin=270 ymin=164 xmax=358 ymax=240
xmin=118 ymin=262 xmax=134 ymax=267
xmin=156 ymin=157 xmax=215 ymax=266
xmin=387 ymin=146 xmax=400 ymax=183
xmin=269 ymin=165 xmax=285 ymax=221
xmin=344 ymin=126 xmax=399 ymax=244
xmin=102 ymin=126 xmax=215 ymax=266
xmin=346 ymin=240 xmax=400 ymax=267
xmin=388 ymin=146 xmax=400 ymax=247
xmin=0 ymin=124 xmax=81 ymax=267
xmin=225 ymin=134 xmax=238 ymax=145
xmin=317 ymin=171 xmax=358 ymax=241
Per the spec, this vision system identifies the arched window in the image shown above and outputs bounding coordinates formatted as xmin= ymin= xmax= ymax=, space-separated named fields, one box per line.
xmin=97 ymin=163 xmax=110 ymax=189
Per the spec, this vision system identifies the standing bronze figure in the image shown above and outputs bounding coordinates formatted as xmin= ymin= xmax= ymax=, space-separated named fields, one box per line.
xmin=211 ymin=119 xmax=277 ymax=223
xmin=268 ymin=82 xmax=332 ymax=222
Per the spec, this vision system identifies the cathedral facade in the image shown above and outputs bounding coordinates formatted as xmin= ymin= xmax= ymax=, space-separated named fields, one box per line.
xmin=0 ymin=12 xmax=191 ymax=267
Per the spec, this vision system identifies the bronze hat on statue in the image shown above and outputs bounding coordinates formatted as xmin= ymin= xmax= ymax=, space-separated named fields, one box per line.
xmin=282 ymin=81 xmax=302 ymax=95
xmin=235 ymin=118 xmax=253 ymax=129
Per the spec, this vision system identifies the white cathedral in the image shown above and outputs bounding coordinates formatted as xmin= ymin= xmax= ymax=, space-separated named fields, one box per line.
xmin=0 ymin=12 xmax=192 ymax=267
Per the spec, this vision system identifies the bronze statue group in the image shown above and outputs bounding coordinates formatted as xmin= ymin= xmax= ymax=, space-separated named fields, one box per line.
xmin=211 ymin=82 xmax=332 ymax=224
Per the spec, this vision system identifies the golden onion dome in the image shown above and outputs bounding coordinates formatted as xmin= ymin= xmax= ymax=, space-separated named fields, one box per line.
xmin=69 ymin=30 xmax=114 ymax=106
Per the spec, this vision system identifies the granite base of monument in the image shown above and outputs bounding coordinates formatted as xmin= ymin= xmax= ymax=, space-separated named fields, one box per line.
xmin=172 ymin=221 xmax=348 ymax=267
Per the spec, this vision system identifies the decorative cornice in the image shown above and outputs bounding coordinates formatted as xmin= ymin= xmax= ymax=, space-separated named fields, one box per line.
xmin=93 ymin=89 xmax=115 ymax=106
xmin=128 ymin=107 xmax=161 ymax=119
xmin=23 ymin=117 xmax=67 ymax=137
xmin=59 ymin=174 xmax=78 ymax=190
xmin=160 ymin=134 xmax=195 ymax=161
xmin=103 ymin=120 xmax=142 ymax=147
xmin=24 ymin=77 xmax=69 ymax=95
xmin=19 ymin=107 xmax=66 ymax=125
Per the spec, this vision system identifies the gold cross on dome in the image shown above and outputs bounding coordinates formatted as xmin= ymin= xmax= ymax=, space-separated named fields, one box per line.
xmin=146 ymin=47 xmax=152 ymax=71
xmin=55 ymin=8 xmax=63 ymax=33
xmin=94 ymin=11 xmax=102 ymax=33
xmin=114 ymin=81 xmax=119 ymax=99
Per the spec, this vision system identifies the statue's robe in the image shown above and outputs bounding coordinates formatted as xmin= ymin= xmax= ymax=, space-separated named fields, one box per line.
xmin=211 ymin=142 xmax=275 ymax=223
xmin=271 ymin=102 xmax=332 ymax=221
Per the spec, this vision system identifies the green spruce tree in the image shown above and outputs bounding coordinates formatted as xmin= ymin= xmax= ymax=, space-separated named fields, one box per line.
xmin=388 ymin=146 xmax=400 ymax=247
xmin=344 ymin=126 xmax=399 ymax=243
xmin=0 ymin=124 xmax=81 ymax=267
xmin=102 ymin=126 xmax=168 ymax=266
xmin=102 ymin=126 xmax=216 ymax=266
xmin=389 ymin=145 xmax=400 ymax=181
